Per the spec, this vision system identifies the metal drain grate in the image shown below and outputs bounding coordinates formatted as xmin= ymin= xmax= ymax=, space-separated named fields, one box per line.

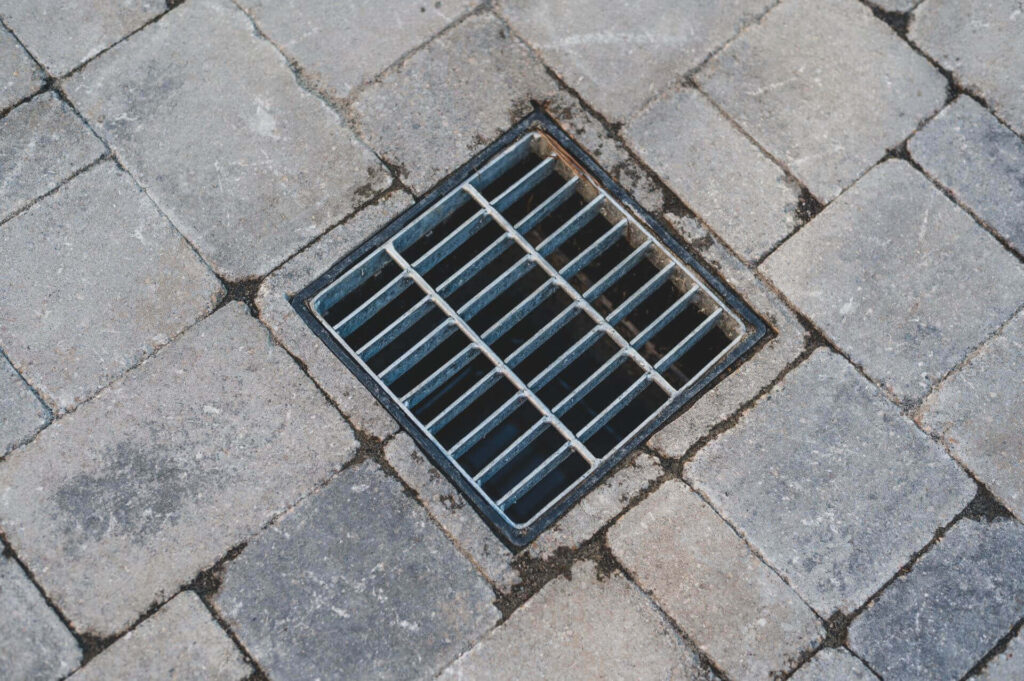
xmin=294 ymin=112 xmax=765 ymax=546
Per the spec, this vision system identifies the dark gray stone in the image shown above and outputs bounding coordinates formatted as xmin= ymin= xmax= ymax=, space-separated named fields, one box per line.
xmin=976 ymin=628 xmax=1024 ymax=681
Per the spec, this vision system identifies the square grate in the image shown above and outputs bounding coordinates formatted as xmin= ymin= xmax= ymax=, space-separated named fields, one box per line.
xmin=294 ymin=112 xmax=766 ymax=547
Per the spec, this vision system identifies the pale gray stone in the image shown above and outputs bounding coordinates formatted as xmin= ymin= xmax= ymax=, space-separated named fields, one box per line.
xmin=497 ymin=0 xmax=772 ymax=122
xmin=0 ymin=162 xmax=222 ymax=411
xmin=608 ymin=480 xmax=823 ymax=681
xmin=65 ymin=0 xmax=390 ymax=280
xmin=911 ymin=0 xmax=1024 ymax=136
xmin=909 ymin=96 xmax=1024 ymax=255
xmin=761 ymin=160 xmax=1024 ymax=403
xmin=0 ymin=354 xmax=47 ymax=456
xmin=0 ymin=0 xmax=162 ymax=75
xmin=351 ymin=12 xmax=558 ymax=193
xmin=0 ymin=91 xmax=105 ymax=221
xmin=919 ymin=309 xmax=1024 ymax=521
xmin=869 ymin=0 xmax=917 ymax=11
xmin=0 ymin=554 xmax=80 ymax=681
xmin=0 ymin=304 xmax=357 ymax=636
xmin=68 ymin=592 xmax=250 ymax=681
xmin=697 ymin=0 xmax=946 ymax=201
xmin=790 ymin=648 xmax=879 ymax=681
xmin=849 ymin=518 xmax=1024 ymax=681
xmin=0 ymin=25 xmax=41 ymax=110
xmin=237 ymin=0 xmax=475 ymax=100
xmin=440 ymin=561 xmax=714 ymax=681
xmin=215 ymin=461 xmax=498 ymax=681
xmin=625 ymin=87 xmax=801 ymax=262
xmin=688 ymin=349 xmax=974 ymax=616
xmin=976 ymin=628 xmax=1024 ymax=681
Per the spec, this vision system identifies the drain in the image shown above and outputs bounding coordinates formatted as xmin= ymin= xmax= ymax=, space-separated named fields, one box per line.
xmin=294 ymin=112 xmax=765 ymax=546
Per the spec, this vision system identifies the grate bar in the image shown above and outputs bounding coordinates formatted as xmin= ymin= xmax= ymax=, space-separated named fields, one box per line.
xmin=315 ymin=249 xmax=390 ymax=312
xmin=527 ymin=327 xmax=604 ymax=392
xmin=474 ymin=418 xmax=550 ymax=485
xmin=552 ymin=350 xmax=630 ymax=416
xmin=426 ymin=368 xmax=502 ymax=433
xmin=536 ymin=196 xmax=604 ymax=257
xmin=584 ymin=241 xmax=653 ymax=302
xmin=558 ymin=218 xmax=627 ymax=280
xmin=357 ymin=297 xmax=434 ymax=360
xmin=497 ymin=443 xmax=574 ymax=509
xmin=513 ymin=176 xmax=580 ymax=234
xmin=481 ymin=280 xmax=556 ymax=344
xmin=335 ymin=274 xmax=413 ymax=336
xmin=578 ymin=375 xmax=654 ymax=441
xmin=412 ymin=210 xmax=490 ymax=274
xmin=450 ymin=392 xmax=526 ymax=460
xmin=655 ymin=308 xmax=723 ymax=372
xmin=437 ymin=233 xmax=511 ymax=298
xmin=506 ymin=302 xmax=580 ymax=367
xmin=380 ymin=318 xmax=456 ymax=384
xmin=468 ymin=134 xmax=534 ymax=194
xmin=630 ymin=285 xmax=699 ymax=350
xmin=394 ymin=192 xmax=475 ymax=253
xmin=493 ymin=156 xmax=557 ymax=211
xmin=457 ymin=255 xmax=533 ymax=320
xmin=608 ymin=263 xmax=675 ymax=325
xmin=403 ymin=344 xmax=479 ymax=408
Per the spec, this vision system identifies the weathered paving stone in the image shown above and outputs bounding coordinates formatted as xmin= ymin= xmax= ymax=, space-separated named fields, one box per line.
xmin=65 ymin=0 xmax=390 ymax=280
xmin=351 ymin=12 xmax=558 ymax=194
xmin=0 ymin=0 xmax=162 ymax=75
xmin=215 ymin=461 xmax=498 ymax=681
xmin=909 ymin=96 xmax=1024 ymax=256
xmin=762 ymin=160 xmax=1024 ymax=403
xmin=869 ymin=0 xmax=916 ymax=11
xmin=237 ymin=0 xmax=475 ymax=100
xmin=0 ymin=304 xmax=357 ymax=636
xmin=688 ymin=349 xmax=974 ymax=616
xmin=849 ymin=518 xmax=1024 ymax=681
xmin=439 ymin=561 xmax=714 ymax=681
xmin=0 ymin=91 xmax=105 ymax=222
xmin=919 ymin=309 xmax=1024 ymax=521
xmin=0 ymin=354 xmax=48 ymax=456
xmin=911 ymin=0 xmax=1024 ymax=136
xmin=608 ymin=480 xmax=823 ymax=681
xmin=0 ymin=554 xmax=80 ymax=681
xmin=625 ymin=87 xmax=801 ymax=262
xmin=496 ymin=0 xmax=771 ymax=122
xmin=790 ymin=648 xmax=879 ymax=681
xmin=696 ymin=0 xmax=946 ymax=201
xmin=0 ymin=25 xmax=42 ymax=110
xmin=976 ymin=628 xmax=1024 ymax=681
xmin=0 ymin=162 xmax=222 ymax=411
xmin=68 ymin=592 xmax=250 ymax=681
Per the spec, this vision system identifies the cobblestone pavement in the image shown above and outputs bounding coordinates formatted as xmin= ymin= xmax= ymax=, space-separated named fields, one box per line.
xmin=1 ymin=1 xmax=1023 ymax=680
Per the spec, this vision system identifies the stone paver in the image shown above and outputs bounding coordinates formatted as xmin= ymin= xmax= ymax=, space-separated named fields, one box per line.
xmin=976 ymin=628 xmax=1024 ymax=681
xmin=790 ymin=648 xmax=878 ymax=681
xmin=0 ymin=162 xmax=222 ymax=412
xmin=909 ymin=96 xmax=1024 ymax=256
xmin=215 ymin=461 xmax=498 ymax=681
xmin=688 ymin=349 xmax=973 ymax=616
xmin=849 ymin=518 xmax=1024 ymax=681
xmin=919 ymin=309 xmax=1024 ymax=521
xmin=237 ymin=0 xmax=475 ymax=100
xmin=351 ymin=12 xmax=557 ymax=194
xmin=68 ymin=591 xmax=250 ymax=681
xmin=439 ymin=561 xmax=713 ymax=681
xmin=0 ymin=91 xmax=105 ymax=222
xmin=497 ymin=0 xmax=771 ymax=122
xmin=911 ymin=0 xmax=1024 ymax=136
xmin=0 ymin=304 xmax=357 ymax=636
xmin=608 ymin=480 xmax=823 ymax=681
xmin=697 ymin=0 xmax=946 ymax=201
xmin=0 ymin=554 xmax=80 ymax=681
xmin=762 ymin=160 xmax=1024 ymax=403
xmin=0 ymin=25 xmax=42 ymax=110
xmin=0 ymin=0 xmax=162 ymax=75
xmin=65 ymin=0 xmax=390 ymax=280
xmin=0 ymin=354 xmax=47 ymax=456
xmin=625 ymin=87 xmax=801 ymax=262
xmin=870 ymin=0 xmax=917 ymax=11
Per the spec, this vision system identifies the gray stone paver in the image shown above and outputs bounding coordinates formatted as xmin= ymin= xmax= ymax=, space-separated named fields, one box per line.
xmin=0 ymin=161 xmax=222 ymax=412
xmin=790 ymin=648 xmax=879 ymax=681
xmin=919 ymin=309 xmax=1024 ymax=521
xmin=0 ymin=91 xmax=105 ymax=222
xmin=849 ymin=518 xmax=1024 ymax=681
xmin=976 ymin=629 xmax=1024 ymax=681
xmin=910 ymin=0 xmax=1024 ymax=136
xmin=762 ymin=160 xmax=1024 ymax=403
xmin=688 ymin=349 xmax=974 ymax=616
xmin=65 ymin=0 xmax=390 ymax=280
xmin=609 ymin=480 xmax=823 ymax=681
xmin=0 ymin=25 xmax=42 ymax=111
xmin=215 ymin=461 xmax=498 ymax=681
xmin=625 ymin=87 xmax=801 ymax=262
xmin=697 ymin=0 xmax=946 ymax=201
xmin=439 ymin=561 xmax=714 ymax=681
xmin=869 ymin=0 xmax=917 ymax=11
xmin=0 ymin=353 xmax=48 ymax=457
xmin=68 ymin=591 xmax=250 ymax=681
xmin=0 ymin=304 xmax=357 ymax=636
xmin=0 ymin=554 xmax=80 ymax=681
xmin=909 ymin=96 xmax=1024 ymax=256
xmin=496 ymin=0 xmax=772 ymax=122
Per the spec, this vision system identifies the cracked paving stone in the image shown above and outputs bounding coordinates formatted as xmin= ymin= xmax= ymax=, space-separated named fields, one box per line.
xmin=496 ymin=0 xmax=772 ymax=122
xmin=849 ymin=518 xmax=1024 ymax=681
xmin=214 ymin=461 xmax=498 ymax=681
xmin=909 ymin=95 xmax=1024 ymax=256
xmin=439 ymin=561 xmax=715 ymax=681
xmin=0 ymin=303 xmax=358 ymax=636
xmin=0 ymin=353 xmax=48 ymax=457
xmin=761 ymin=160 xmax=1024 ymax=403
xmin=64 ymin=0 xmax=390 ymax=280
xmin=976 ymin=628 xmax=1024 ymax=681
xmin=687 ymin=349 xmax=974 ymax=616
xmin=0 ymin=161 xmax=222 ymax=412
xmin=0 ymin=553 xmax=80 ymax=681
xmin=608 ymin=480 xmax=823 ymax=681
xmin=0 ymin=91 xmax=105 ymax=222
xmin=696 ymin=0 xmax=946 ymax=202
xmin=790 ymin=648 xmax=879 ymax=681
xmin=0 ymin=24 xmax=42 ymax=111
xmin=67 ymin=591 xmax=250 ymax=681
